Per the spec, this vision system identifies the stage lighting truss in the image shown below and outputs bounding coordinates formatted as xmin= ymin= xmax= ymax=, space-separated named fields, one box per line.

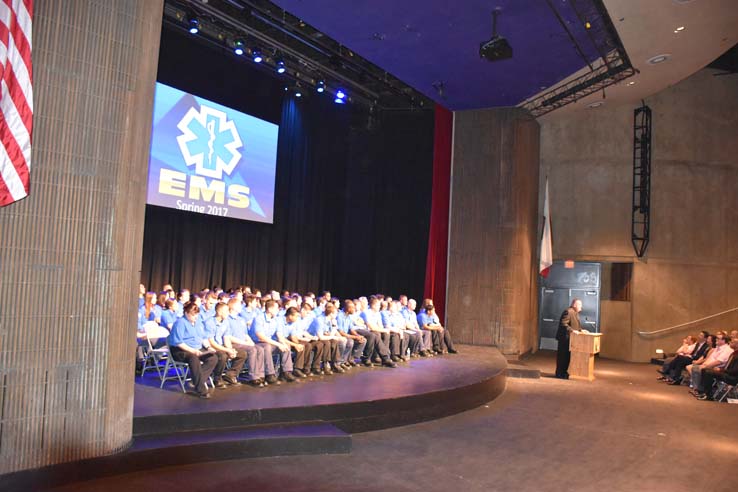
xmin=521 ymin=0 xmax=636 ymax=117
xmin=162 ymin=0 xmax=432 ymax=111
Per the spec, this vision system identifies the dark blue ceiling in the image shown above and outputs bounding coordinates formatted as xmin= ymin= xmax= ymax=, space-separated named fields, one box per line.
xmin=272 ymin=0 xmax=606 ymax=110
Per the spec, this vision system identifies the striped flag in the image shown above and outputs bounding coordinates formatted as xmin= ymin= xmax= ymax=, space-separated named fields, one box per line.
xmin=0 ymin=0 xmax=32 ymax=207
xmin=539 ymin=177 xmax=553 ymax=278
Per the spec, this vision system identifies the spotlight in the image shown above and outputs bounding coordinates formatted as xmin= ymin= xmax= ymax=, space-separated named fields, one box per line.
xmin=252 ymin=48 xmax=263 ymax=63
xmin=276 ymin=59 xmax=286 ymax=74
xmin=233 ymin=39 xmax=244 ymax=56
xmin=335 ymin=89 xmax=346 ymax=100
xmin=334 ymin=96 xmax=346 ymax=104
xmin=188 ymin=17 xmax=199 ymax=34
xmin=295 ymin=90 xmax=302 ymax=98
xmin=316 ymin=80 xmax=326 ymax=93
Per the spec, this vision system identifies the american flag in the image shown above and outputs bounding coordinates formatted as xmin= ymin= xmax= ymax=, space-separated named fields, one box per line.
xmin=0 ymin=0 xmax=32 ymax=207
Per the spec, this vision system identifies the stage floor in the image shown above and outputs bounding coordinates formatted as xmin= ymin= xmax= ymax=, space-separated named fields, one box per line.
xmin=134 ymin=344 xmax=507 ymax=419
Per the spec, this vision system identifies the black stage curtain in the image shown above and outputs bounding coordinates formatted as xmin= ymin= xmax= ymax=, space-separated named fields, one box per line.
xmin=141 ymin=26 xmax=434 ymax=301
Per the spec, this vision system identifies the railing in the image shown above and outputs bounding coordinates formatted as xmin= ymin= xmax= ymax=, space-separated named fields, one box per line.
xmin=637 ymin=307 xmax=738 ymax=338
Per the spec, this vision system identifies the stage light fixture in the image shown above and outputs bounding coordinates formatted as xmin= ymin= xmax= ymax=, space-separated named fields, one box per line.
xmin=233 ymin=39 xmax=244 ymax=56
xmin=295 ymin=90 xmax=302 ymax=98
xmin=188 ymin=17 xmax=200 ymax=34
xmin=335 ymin=89 xmax=346 ymax=100
xmin=252 ymin=48 xmax=263 ymax=63
xmin=316 ymin=80 xmax=326 ymax=93
xmin=479 ymin=9 xmax=512 ymax=62
xmin=275 ymin=56 xmax=286 ymax=74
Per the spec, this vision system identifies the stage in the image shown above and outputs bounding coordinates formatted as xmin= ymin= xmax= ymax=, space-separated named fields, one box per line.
xmin=5 ymin=345 xmax=506 ymax=492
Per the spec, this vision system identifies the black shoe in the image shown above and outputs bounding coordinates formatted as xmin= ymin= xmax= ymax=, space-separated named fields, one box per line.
xmin=247 ymin=379 xmax=264 ymax=387
xmin=656 ymin=376 xmax=667 ymax=381
xmin=401 ymin=355 xmax=410 ymax=362
xmin=293 ymin=368 xmax=307 ymax=378
xmin=198 ymin=391 xmax=211 ymax=399
xmin=310 ymin=367 xmax=321 ymax=375
xmin=281 ymin=372 xmax=297 ymax=382
xmin=448 ymin=348 xmax=458 ymax=354
xmin=348 ymin=360 xmax=357 ymax=366
xmin=214 ymin=380 xmax=228 ymax=389
xmin=362 ymin=358 xmax=373 ymax=367
xmin=333 ymin=365 xmax=345 ymax=374
xmin=265 ymin=374 xmax=280 ymax=385
xmin=373 ymin=357 xmax=382 ymax=363
xmin=668 ymin=379 xmax=682 ymax=385
xmin=223 ymin=375 xmax=241 ymax=386
xmin=382 ymin=359 xmax=398 ymax=368
xmin=391 ymin=356 xmax=400 ymax=362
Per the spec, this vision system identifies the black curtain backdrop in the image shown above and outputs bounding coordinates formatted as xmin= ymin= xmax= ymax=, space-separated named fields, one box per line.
xmin=141 ymin=26 xmax=434 ymax=301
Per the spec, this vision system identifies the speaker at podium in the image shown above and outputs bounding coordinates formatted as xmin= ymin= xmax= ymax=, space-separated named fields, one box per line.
xmin=569 ymin=331 xmax=602 ymax=381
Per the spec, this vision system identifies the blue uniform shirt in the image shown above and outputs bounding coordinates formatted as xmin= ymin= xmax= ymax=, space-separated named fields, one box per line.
xmin=227 ymin=314 xmax=251 ymax=342
xmin=389 ymin=311 xmax=406 ymax=330
xmin=401 ymin=307 xmax=417 ymax=327
xmin=240 ymin=307 xmax=257 ymax=329
xmin=360 ymin=310 xmax=381 ymax=329
xmin=336 ymin=311 xmax=354 ymax=335
xmin=200 ymin=306 xmax=215 ymax=324
xmin=204 ymin=317 xmax=231 ymax=346
xmin=175 ymin=301 xmax=184 ymax=318
xmin=167 ymin=316 xmax=206 ymax=350
xmin=160 ymin=309 xmax=177 ymax=330
xmin=417 ymin=312 xmax=439 ymax=328
xmin=252 ymin=312 xmax=279 ymax=341
xmin=308 ymin=314 xmax=331 ymax=337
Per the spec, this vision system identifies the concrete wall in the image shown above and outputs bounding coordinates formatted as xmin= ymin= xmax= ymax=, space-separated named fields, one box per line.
xmin=0 ymin=0 xmax=162 ymax=474
xmin=540 ymin=69 xmax=738 ymax=361
xmin=447 ymin=108 xmax=539 ymax=356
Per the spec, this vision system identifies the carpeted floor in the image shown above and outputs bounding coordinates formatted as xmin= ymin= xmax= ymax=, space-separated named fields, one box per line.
xmin=49 ymin=352 xmax=738 ymax=492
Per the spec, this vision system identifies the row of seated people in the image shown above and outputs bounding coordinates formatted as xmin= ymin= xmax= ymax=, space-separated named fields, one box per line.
xmin=656 ymin=329 xmax=738 ymax=401
xmin=137 ymin=287 xmax=457 ymax=399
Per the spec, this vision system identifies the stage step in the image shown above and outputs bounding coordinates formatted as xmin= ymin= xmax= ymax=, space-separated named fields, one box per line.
xmin=506 ymin=361 xmax=541 ymax=379
xmin=0 ymin=422 xmax=350 ymax=492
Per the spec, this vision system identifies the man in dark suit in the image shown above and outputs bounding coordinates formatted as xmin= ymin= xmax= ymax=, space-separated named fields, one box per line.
xmin=696 ymin=338 xmax=738 ymax=400
xmin=555 ymin=299 xmax=582 ymax=379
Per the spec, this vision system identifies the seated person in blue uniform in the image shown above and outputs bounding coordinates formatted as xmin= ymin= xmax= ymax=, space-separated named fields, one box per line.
xmin=337 ymin=301 xmax=368 ymax=368
xmin=381 ymin=300 xmax=407 ymax=362
xmin=204 ymin=302 xmax=247 ymax=387
xmin=308 ymin=303 xmax=345 ymax=374
xmin=167 ymin=301 xmax=219 ymax=399
xmin=240 ymin=294 xmax=259 ymax=330
xmin=391 ymin=300 xmax=421 ymax=360
xmin=281 ymin=306 xmax=320 ymax=378
xmin=175 ymin=289 xmax=190 ymax=318
xmin=327 ymin=304 xmax=355 ymax=370
xmin=403 ymin=299 xmax=433 ymax=357
xmin=360 ymin=296 xmax=396 ymax=367
xmin=160 ymin=299 xmax=177 ymax=331
xmin=200 ymin=292 xmax=218 ymax=325
xmin=251 ymin=299 xmax=296 ymax=383
xmin=225 ymin=298 xmax=266 ymax=387
xmin=341 ymin=300 xmax=384 ymax=367
xmin=418 ymin=303 xmax=457 ymax=354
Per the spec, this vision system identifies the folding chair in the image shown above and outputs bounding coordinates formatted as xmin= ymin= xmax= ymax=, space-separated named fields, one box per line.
xmin=140 ymin=322 xmax=171 ymax=378
xmin=160 ymin=343 xmax=191 ymax=392
xmin=714 ymin=381 xmax=737 ymax=402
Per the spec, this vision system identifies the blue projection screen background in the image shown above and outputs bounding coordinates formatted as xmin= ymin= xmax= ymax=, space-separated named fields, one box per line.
xmin=147 ymin=83 xmax=279 ymax=223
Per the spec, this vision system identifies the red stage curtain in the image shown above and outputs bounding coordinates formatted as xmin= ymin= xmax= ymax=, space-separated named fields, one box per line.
xmin=423 ymin=104 xmax=453 ymax=321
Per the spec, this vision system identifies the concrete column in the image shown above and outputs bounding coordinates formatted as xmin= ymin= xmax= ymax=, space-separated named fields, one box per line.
xmin=0 ymin=0 xmax=163 ymax=474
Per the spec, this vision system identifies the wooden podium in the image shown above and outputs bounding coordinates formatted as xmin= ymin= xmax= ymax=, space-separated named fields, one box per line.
xmin=569 ymin=332 xmax=602 ymax=381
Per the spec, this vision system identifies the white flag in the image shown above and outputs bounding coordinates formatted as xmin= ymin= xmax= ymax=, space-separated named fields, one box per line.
xmin=539 ymin=178 xmax=552 ymax=277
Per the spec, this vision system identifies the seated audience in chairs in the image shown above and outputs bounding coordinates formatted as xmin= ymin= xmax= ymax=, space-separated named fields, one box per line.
xmin=664 ymin=331 xmax=711 ymax=385
xmin=154 ymin=291 xmax=168 ymax=321
xmin=308 ymin=303 xmax=345 ymax=374
xmin=686 ymin=332 xmax=731 ymax=391
xmin=418 ymin=303 xmax=458 ymax=354
xmin=166 ymin=301 xmax=218 ymax=399
xmin=695 ymin=337 xmax=738 ymax=400
xmin=205 ymin=302 xmax=247 ymax=388
xmin=657 ymin=335 xmax=696 ymax=380
xmin=225 ymin=298 xmax=266 ymax=387
xmin=251 ymin=299 xmax=296 ymax=383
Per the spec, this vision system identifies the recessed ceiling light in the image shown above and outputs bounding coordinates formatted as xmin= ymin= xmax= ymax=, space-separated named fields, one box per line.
xmin=627 ymin=81 xmax=636 ymax=86
xmin=675 ymin=26 xmax=685 ymax=32
xmin=647 ymin=54 xmax=671 ymax=65
xmin=587 ymin=101 xmax=604 ymax=109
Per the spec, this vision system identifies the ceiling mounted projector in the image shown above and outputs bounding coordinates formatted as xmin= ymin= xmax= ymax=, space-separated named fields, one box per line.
xmin=479 ymin=9 xmax=512 ymax=62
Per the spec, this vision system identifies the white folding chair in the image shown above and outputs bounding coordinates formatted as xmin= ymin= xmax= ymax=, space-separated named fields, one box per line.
xmin=160 ymin=343 xmax=191 ymax=393
xmin=140 ymin=322 xmax=171 ymax=378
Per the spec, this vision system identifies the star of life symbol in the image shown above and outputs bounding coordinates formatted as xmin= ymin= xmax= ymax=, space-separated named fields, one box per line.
xmin=176 ymin=104 xmax=243 ymax=180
